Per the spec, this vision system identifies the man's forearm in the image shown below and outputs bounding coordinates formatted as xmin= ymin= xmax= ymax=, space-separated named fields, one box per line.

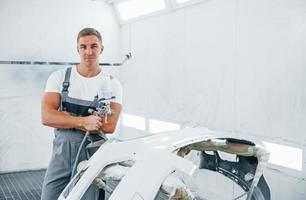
xmin=42 ymin=109 xmax=83 ymax=129
xmin=99 ymin=123 xmax=115 ymax=134
xmin=98 ymin=103 xmax=122 ymax=134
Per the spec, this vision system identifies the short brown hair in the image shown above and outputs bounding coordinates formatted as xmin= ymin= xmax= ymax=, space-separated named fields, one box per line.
xmin=77 ymin=28 xmax=102 ymax=43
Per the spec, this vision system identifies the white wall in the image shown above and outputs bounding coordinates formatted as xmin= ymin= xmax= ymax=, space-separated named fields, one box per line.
xmin=120 ymin=0 xmax=306 ymax=199
xmin=0 ymin=0 xmax=121 ymax=172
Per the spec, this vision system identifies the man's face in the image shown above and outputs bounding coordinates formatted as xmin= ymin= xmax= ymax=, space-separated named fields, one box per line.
xmin=77 ymin=35 xmax=103 ymax=67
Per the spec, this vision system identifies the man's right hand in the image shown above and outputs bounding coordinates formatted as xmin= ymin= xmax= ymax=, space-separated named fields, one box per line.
xmin=80 ymin=115 xmax=103 ymax=132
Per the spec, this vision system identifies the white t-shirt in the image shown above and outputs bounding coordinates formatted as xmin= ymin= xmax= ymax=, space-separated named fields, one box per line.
xmin=45 ymin=66 xmax=122 ymax=105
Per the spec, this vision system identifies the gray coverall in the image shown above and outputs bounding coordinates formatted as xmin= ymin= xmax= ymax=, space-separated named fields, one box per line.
xmin=41 ymin=67 xmax=104 ymax=200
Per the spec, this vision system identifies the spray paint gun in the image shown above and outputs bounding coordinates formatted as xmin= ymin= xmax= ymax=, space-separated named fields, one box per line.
xmin=71 ymin=96 xmax=117 ymax=177
xmin=88 ymin=96 xmax=116 ymax=124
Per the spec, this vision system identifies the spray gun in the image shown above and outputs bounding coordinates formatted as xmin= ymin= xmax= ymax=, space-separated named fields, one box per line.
xmin=74 ymin=96 xmax=115 ymax=188
xmin=88 ymin=96 xmax=116 ymax=124
xmin=71 ymin=96 xmax=116 ymax=177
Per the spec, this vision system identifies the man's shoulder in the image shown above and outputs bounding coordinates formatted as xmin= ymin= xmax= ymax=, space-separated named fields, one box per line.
xmin=51 ymin=67 xmax=69 ymax=75
xmin=100 ymin=71 xmax=119 ymax=82
xmin=45 ymin=67 xmax=73 ymax=92
xmin=47 ymin=67 xmax=74 ymax=85
xmin=108 ymin=75 xmax=122 ymax=87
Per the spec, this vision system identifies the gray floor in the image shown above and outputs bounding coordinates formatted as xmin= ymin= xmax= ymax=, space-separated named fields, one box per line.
xmin=0 ymin=170 xmax=45 ymax=200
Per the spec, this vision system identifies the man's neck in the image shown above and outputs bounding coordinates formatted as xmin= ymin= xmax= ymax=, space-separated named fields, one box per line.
xmin=77 ymin=63 xmax=101 ymax=78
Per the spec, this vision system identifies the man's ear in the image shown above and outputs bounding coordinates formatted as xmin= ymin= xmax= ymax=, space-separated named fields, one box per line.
xmin=100 ymin=45 xmax=104 ymax=54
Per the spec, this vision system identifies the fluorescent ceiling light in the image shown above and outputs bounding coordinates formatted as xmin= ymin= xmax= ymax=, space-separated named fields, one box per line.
xmin=263 ymin=141 xmax=303 ymax=171
xmin=149 ymin=119 xmax=180 ymax=133
xmin=122 ymin=113 xmax=146 ymax=131
xmin=117 ymin=0 xmax=166 ymax=21
xmin=176 ymin=0 xmax=192 ymax=3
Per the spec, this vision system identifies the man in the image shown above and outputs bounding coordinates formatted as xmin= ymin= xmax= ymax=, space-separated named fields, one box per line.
xmin=41 ymin=28 xmax=122 ymax=200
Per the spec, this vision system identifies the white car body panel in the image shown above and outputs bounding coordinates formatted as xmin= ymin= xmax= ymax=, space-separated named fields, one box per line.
xmin=59 ymin=127 xmax=270 ymax=200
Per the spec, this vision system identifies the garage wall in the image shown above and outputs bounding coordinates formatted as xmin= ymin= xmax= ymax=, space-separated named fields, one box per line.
xmin=119 ymin=0 xmax=306 ymax=199
xmin=121 ymin=0 xmax=306 ymax=143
